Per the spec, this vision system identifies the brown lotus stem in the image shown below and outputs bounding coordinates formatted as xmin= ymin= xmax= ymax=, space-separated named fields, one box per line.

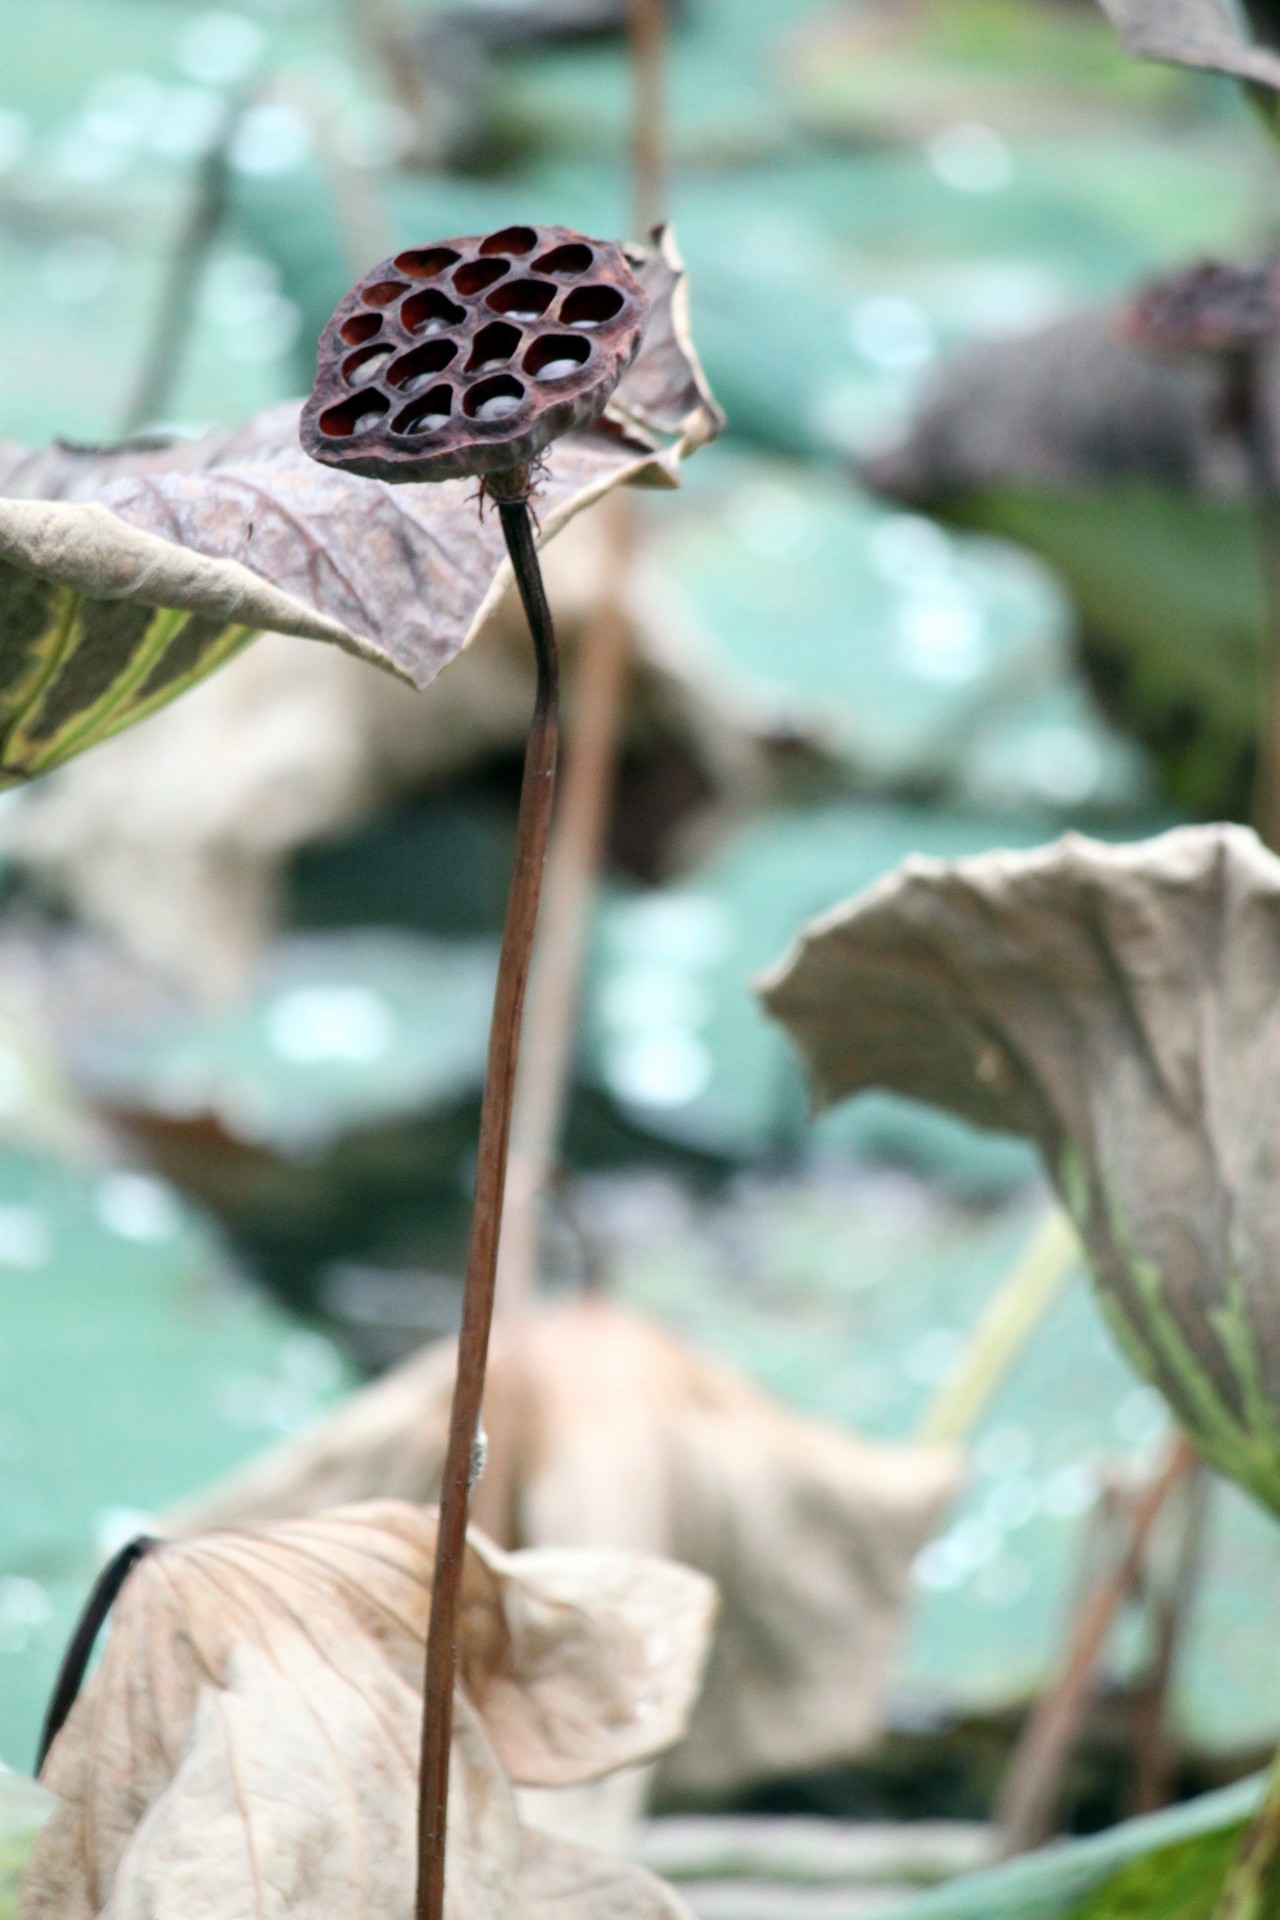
xmin=630 ymin=0 xmax=666 ymax=238
xmin=1128 ymin=1459 xmax=1208 ymax=1815
xmin=995 ymin=1435 xmax=1196 ymax=1856
xmin=1239 ymin=346 xmax=1280 ymax=850
xmin=493 ymin=493 xmax=633 ymax=1320
xmin=121 ymin=93 xmax=245 ymax=436
xmin=416 ymin=492 xmax=559 ymax=1920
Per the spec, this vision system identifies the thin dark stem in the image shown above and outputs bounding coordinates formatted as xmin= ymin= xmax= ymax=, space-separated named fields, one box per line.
xmin=490 ymin=492 xmax=633 ymax=1324
xmin=630 ymin=0 xmax=666 ymax=238
xmin=1129 ymin=1461 xmax=1208 ymax=1816
xmin=120 ymin=96 xmax=245 ymax=437
xmin=415 ymin=495 xmax=559 ymax=1920
xmin=995 ymin=1437 xmax=1195 ymax=1856
xmin=1240 ymin=346 xmax=1280 ymax=850
xmin=37 ymin=1535 xmax=155 ymax=1772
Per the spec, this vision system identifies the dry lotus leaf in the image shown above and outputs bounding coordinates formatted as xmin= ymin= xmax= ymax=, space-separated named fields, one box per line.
xmin=167 ymin=1300 xmax=960 ymax=1796
xmin=760 ymin=822 xmax=1280 ymax=1514
xmin=0 ymin=226 xmax=720 ymax=786
xmin=22 ymin=1500 xmax=714 ymax=1920
xmin=1096 ymin=0 xmax=1280 ymax=89
xmin=862 ymin=310 xmax=1243 ymax=508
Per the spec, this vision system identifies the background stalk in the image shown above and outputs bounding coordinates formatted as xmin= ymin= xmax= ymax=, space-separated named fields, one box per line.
xmin=489 ymin=0 xmax=667 ymax=1321
xmin=415 ymin=489 xmax=559 ymax=1920
xmin=1239 ymin=344 xmax=1280 ymax=851
xmin=629 ymin=0 xmax=666 ymax=238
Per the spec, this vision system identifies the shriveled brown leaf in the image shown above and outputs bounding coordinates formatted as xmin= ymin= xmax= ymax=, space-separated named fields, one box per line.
xmin=1095 ymin=0 xmax=1280 ymax=90
xmin=167 ymin=1300 xmax=960 ymax=1797
xmin=0 ymin=234 xmax=721 ymax=784
xmin=23 ymin=1501 xmax=712 ymax=1920
xmin=760 ymin=823 xmax=1280 ymax=1515
xmin=615 ymin=227 xmax=725 ymax=456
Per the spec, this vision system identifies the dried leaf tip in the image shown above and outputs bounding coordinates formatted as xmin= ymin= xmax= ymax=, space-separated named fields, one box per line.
xmin=300 ymin=226 xmax=650 ymax=489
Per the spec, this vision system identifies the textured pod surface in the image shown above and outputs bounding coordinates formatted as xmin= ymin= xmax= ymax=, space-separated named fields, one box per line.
xmin=760 ymin=825 xmax=1280 ymax=1515
xmin=300 ymin=225 xmax=649 ymax=484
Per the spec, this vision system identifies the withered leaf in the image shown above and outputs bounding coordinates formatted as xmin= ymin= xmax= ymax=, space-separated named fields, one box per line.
xmin=0 ymin=235 xmax=721 ymax=786
xmin=615 ymin=227 xmax=725 ymax=455
xmin=1095 ymin=0 xmax=1280 ymax=89
xmin=760 ymin=824 xmax=1280 ymax=1514
xmin=862 ymin=311 xmax=1234 ymax=508
xmin=23 ymin=1501 xmax=713 ymax=1920
xmin=167 ymin=1300 xmax=960 ymax=1797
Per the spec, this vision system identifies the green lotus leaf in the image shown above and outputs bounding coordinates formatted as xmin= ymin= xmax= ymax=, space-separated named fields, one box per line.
xmin=760 ymin=824 xmax=1280 ymax=1514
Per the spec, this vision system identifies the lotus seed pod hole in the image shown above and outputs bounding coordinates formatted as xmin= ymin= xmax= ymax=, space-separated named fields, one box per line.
xmin=339 ymin=312 xmax=383 ymax=345
xmin=454 ymin=258 xmax=511 ymax=295
xmin=394 ymin=246 xmax=461 ymax=279
xmin=480 ymin=225 xmax=537 ymax=254
xmin=345 ymin=346 xmax=393 ymax=386
xmin=561 ymin=285 xmax=625 ymax=327
xmin=534 ymin=243 xmax=594 ymax=275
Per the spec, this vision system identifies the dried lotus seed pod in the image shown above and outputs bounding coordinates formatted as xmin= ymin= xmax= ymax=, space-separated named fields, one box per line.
xmin=300 ymin=223 xmax=649 ymax=486
xmin=1128 ymin=259 xmax=1280 ymax=356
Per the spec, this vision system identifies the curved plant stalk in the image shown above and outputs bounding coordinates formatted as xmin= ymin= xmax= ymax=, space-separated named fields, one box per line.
xmin=36 ymin=1536 xmax=156 ymax=1772
xmin=416 ymin=480 xmax=559 ymax=1920
xmin=630 ymin=0 xmax=666 ymax=238
xmin=121 ymin=94 xmax=246 ymax=436
xmin=917 ymin=1206 xmax=1079 ymax=1446
xmin=1234 ymin=345 xmax=1280 ymax=850
xmin=493 ymin=493 xmax=632 ymax=1319
xmin=493 ymin=0 xmax=667 ymax=1318
xmin=995 ymin=1436 xmax=1197 ymax=1857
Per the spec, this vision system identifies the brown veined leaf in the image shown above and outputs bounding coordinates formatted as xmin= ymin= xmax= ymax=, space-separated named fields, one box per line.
xmin=1095 ymin=0 xmax=1280 ymax=90
xmin=0 ymin=226 xmax=721 ymax=788
xmin=759 ymin=822 xmax=1280 ymax=1515
xmin=22 ymin=1501 xmax=714 ymax=1920
xmin=165 ymin=1299 xmax=960 ymax=1798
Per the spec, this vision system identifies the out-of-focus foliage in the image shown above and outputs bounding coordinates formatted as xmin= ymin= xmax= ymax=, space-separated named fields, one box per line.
xmin=877 ymin=1774 xmax=1262 ymax=1920
xmin=862 ymin=309 xmax=1271 ymax=816
xmin=0 ymin=1143 xmax=350 ymax=1771
xmin=4 ymin=0 xmax=1280 ymax=1816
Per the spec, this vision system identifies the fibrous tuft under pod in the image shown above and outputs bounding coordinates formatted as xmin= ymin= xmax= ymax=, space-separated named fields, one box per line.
xmin=301 ymin=223 xmax=648 ymax=485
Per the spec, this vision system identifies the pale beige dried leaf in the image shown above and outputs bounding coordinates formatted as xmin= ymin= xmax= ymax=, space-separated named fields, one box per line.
xmin=519 ymin=1827 xmax=689 ymax=1920
xmin=759 ymin=822 xmax=1280 ymax=1514
xmin=23 ymin=1501 xmax=711 ymax=1920
xmin=169 ymin=1301 xmax=960 ymax=1794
